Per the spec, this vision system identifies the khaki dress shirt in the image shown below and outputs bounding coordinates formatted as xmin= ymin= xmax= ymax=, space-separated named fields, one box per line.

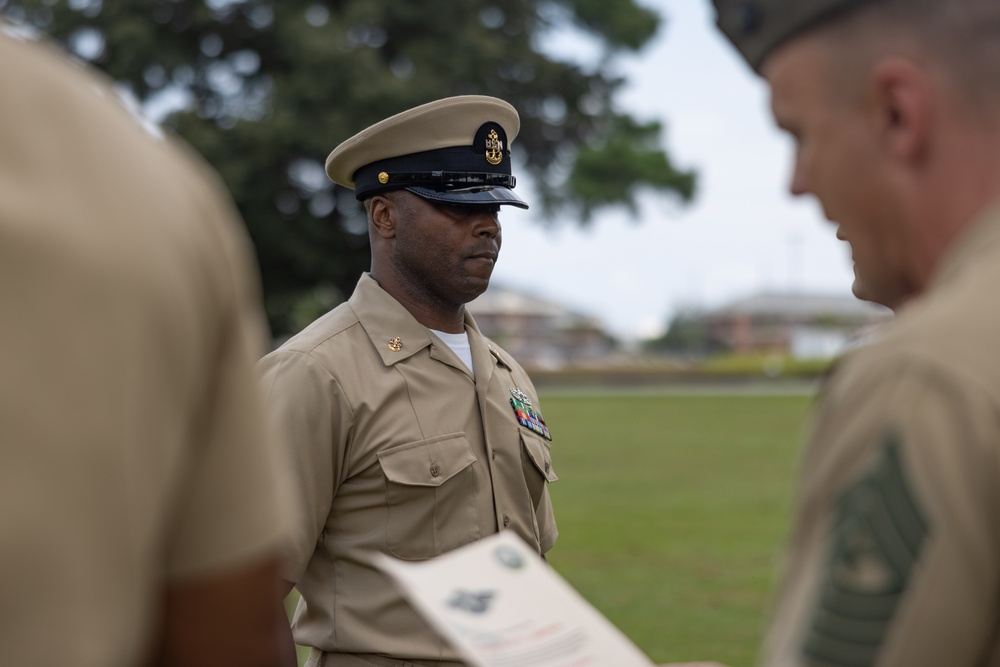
xmin=258 ymin=273 xmax=558 ymax=662
xmin=0 ymin=28 xmax=292 ymax=667
xmin=761 ymin=203 xmax=1000 ymax=667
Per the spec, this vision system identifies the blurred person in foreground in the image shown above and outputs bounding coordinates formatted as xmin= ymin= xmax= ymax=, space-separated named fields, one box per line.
xmin=0 ymin=24 xmax=296 ymax=667
xmin=663 ymin=0 xmax=1000 ymax=665
xmin=257 ymin=96 xmax=559 ymax=667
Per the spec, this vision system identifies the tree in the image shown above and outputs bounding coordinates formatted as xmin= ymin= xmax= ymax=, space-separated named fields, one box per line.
xmin=646 ymin=310 xmax=728 ymax=356
xmin=5 ymin=0 xmax=696 ymax=336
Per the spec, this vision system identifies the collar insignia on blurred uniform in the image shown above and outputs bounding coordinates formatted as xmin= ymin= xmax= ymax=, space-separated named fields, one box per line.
xmin=388 ymin=336 xmax=403 ymax=352
xmin=0 ymin=19 xmax=42 ymax=41
xmin=509 ymin=388 xmax=552 ymax=441
xmin=485 ymin=129 xmax=504 ymax=165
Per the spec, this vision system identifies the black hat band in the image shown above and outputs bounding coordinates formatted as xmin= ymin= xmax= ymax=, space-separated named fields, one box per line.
xmin=374 ymin=171 xmax=515 ymax=189
xmin=353 ymin=144 xmax=513 ymax=201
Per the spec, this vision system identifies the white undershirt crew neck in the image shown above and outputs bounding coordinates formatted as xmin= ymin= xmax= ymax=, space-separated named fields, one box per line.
xmin=429 ymin=328 xmax=474 ymax=376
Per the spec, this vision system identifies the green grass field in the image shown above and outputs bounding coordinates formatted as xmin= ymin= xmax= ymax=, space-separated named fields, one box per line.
xmin=289 ymin=389 xmax=814 ymax=667
xmin=541 ymin=391 xmax=812 ymax=666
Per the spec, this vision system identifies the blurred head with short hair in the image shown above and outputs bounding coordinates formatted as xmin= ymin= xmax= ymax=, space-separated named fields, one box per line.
xmin=697 ymin=4 xmax=1000 ymax=667
xmin=715 ymin=0 xmax=1000 ymax=308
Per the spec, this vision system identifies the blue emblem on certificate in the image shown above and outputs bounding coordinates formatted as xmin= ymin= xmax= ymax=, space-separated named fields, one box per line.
xmin=447 ymin=589 xmax=496 ymax=614
xmin=509 ymin=388 xmax=552 ymax=441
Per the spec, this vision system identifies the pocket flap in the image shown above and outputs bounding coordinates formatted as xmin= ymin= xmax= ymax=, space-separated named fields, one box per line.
xmin=378 ymin=434 xmax=477 ymax=487
xmin=520 ymin=432 xmax=558 ymax=483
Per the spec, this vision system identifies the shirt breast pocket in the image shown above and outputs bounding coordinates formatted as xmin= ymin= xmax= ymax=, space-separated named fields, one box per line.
xmin=520 ymin=431 xmax=558 ymax=511
xmin=377 ymin=433 xmax=481 ymax=560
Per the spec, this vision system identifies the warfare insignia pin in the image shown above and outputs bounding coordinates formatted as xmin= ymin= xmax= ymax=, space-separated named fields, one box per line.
xmin=485 ymin=128 xmax=503 ymax=165
xmin=509 ymin=389 xmax=552 ymax=441
xmin=510 ymin=388 xmax=531 ymax=405
xmin=387 ymin=337 xmax=403 ymax=352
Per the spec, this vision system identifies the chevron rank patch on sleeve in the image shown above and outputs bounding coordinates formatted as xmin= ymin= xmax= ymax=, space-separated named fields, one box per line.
xmin=802 ymin=433 xmax=930 ymax=667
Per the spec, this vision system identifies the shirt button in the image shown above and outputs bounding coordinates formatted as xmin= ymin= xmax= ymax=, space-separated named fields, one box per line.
xmin=491 ymin=449 xmax=496 ymax=460
xmin=544 ymin=461 xmax=550 ymax=473
xmin=430 ymin=464 xmax=440 ymax=477
xmin=502 ymin=514 xmax=510 ymax=527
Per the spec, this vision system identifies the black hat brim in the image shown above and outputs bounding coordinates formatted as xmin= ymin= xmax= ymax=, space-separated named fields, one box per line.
xmin=405 ymin=185 xmax=529 ymax=210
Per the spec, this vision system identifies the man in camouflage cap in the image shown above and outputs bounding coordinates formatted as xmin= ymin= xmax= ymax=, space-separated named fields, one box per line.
xmin=665 ymin=1 xmax=1000 ymax=666
xmin=258 ymin=96 xmax=558 ymax=667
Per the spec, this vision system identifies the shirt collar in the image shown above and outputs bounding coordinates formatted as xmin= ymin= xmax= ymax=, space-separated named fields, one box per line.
xmin=348 ymin=272 xmax=490 ymax=368
xmin=930 ymin=199 xmax=1000 ymax=290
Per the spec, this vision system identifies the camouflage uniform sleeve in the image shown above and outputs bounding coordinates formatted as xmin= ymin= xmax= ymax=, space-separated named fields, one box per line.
xmin=761 ymin=356 xmax=1000 ymax=667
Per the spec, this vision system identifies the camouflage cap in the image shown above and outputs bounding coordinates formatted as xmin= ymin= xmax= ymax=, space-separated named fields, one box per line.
xmin=712 ymin=0 xmax=875 ymax=72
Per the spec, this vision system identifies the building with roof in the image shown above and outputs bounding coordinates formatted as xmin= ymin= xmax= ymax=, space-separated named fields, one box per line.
xmin=467 ymin=284 xmax=615 ymax=369
xmin=696 ymin=291 xmax=892 ymax=358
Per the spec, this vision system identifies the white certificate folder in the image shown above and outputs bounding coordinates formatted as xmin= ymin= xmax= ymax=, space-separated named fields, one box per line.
xmin=371 ymin=531 xmax=656 ymax=667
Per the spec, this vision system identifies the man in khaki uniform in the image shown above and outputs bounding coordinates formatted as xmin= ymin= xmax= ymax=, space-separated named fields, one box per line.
xmin=0 ymin=26 xmax=295 ymax=667
xmin=657 ymin=1 xmax=1000 ymax=666
xmin=258 ymin=96 xmax=559 ymax=667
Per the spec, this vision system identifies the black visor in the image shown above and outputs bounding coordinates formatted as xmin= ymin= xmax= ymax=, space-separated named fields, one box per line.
xmin=405 ymin=184 xmax=528 ymax=209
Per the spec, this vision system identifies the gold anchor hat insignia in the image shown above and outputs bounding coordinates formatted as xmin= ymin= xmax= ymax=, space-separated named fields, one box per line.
xmin=485 ymin=129 xmax=503 ymax=165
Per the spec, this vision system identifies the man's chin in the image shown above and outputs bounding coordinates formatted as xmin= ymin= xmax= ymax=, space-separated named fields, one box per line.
xmin=456 ymin=276 xmax=492 ymax=305
xmin=850 ymin=273 xmax=883 ymax=306
xmin=852 ymin=276 xmax=907 ymax=311
xmin=850 ymin=278 xmax=868 ymax=302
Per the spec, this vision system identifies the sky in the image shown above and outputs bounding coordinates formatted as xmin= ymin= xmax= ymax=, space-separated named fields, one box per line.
xmin=489 ymin=0 xmax=857 ymax=342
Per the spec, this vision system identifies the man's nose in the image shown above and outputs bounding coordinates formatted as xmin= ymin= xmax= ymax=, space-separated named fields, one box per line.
xmin=470 ymin=208 xmax=500 ymax=238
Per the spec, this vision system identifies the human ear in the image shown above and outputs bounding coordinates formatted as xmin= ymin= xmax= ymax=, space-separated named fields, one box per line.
xmin=369 ymin=195 xmax=396 ymax=240
xmin=871 ymin=56 xmax=931 ymax=162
